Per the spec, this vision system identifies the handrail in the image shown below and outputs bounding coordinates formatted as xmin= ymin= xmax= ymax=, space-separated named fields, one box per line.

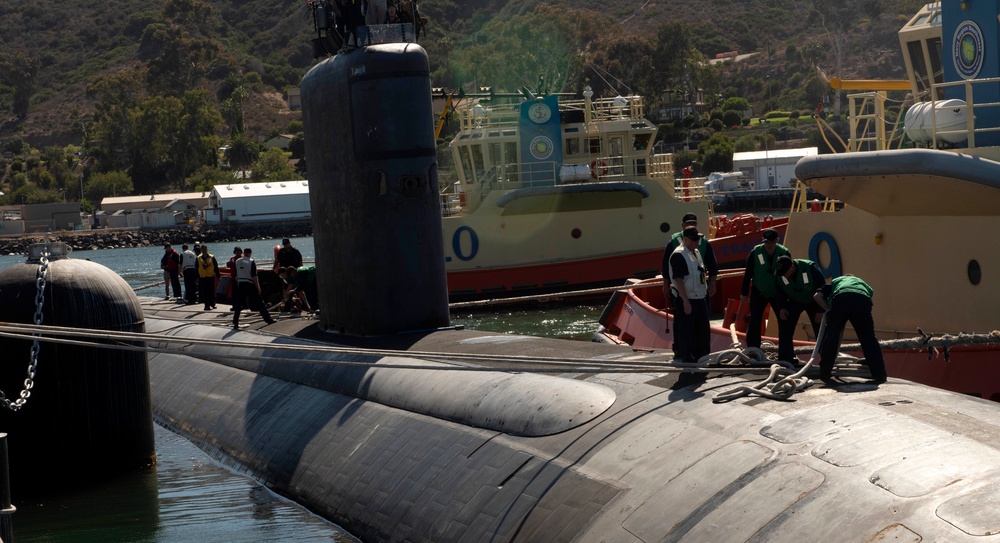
xmin=844 ymin=75 xmax=1000 ymax=151
xmin=455 ymin=95 xmax=649 ymax=132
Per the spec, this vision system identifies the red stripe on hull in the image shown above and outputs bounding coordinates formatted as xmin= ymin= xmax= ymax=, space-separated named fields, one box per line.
xmin=447 ymin=250 xmax=662 ymax=301
xmin=447 ymin=219 xmax=787 ymax=301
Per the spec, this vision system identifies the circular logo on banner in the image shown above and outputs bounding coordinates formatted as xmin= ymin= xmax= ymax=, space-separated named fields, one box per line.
xmin=528 ymin=102 xmax=552 ymax=124
xmin=529 ymin=135 xmax=554 ymax=160
xmin=953 ymin=20 xmax=985 ymax=79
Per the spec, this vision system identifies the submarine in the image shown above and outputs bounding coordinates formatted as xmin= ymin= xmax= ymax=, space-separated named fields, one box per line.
xmin=5 ymin=2 xmax=1000 ymax=541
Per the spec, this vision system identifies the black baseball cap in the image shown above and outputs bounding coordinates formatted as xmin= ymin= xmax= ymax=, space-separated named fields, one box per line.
xmin=775 ymin=255 xmax=794 ymax=276
xmin=762 ymin=228 xmax=779 ymax=241
xmin=682 ymin=226 xmax=702 ymax=240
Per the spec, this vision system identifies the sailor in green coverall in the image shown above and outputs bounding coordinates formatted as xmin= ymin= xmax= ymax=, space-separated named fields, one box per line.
xmin=814 ymin=275 xmax=887 ymax=386
xmin=774 ymin=256 xmax=825 ymax=363
xmin=739 ymin=228 xmax=788 ymax=349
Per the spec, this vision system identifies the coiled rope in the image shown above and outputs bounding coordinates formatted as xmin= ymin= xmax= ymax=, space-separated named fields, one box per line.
xmin=713 ymin=316 xmax=830 ymax=403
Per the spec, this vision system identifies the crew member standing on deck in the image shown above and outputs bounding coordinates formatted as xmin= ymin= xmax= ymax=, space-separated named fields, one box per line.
xmin=181 ymin=244 xmax=199 ymax=305
xmin=275 ymin=238 xmax=304 ymax=271
xmin=773 ymin=255 xmax=825 ymax=363
xmin=233 ymin=247 xmax=276 ymax=328
xmin=160 ymin=244 xmax=182 ymax=301
xmin=662 ymin=213 xmax=718 ymax=322
xmin=739 ymin=228 xmax=788 ymax=349
xmin=814 ymin=275 xmax=887 ymax=386
xmin=197 ymin=245 xmax=220 ymax=311
xmin=668 ymin=227 xmax=711 ymax=363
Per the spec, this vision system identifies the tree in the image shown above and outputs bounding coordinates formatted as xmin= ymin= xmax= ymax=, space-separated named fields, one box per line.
xmin=129 ymin=94 xmax=182 ymax=189
xmin=721 ymin=97 xmax=751 ymax=113
xmin=288 ymin=134 xmax=305 ymax=161
xmin=225 ymin=133 xmax=259 ymax=177
xmin=698 ymin=132 xmax=734 ymax=174
xmin=86 ymin=171 xmax=134 ymax=201
xmin=169 ymin=89 xmax=223 ymax=187
xmin=185 ymin=165 xmax=230 ymax=192
xmin=217 ymin=72 xmax=261 ymax=136
xmin=250 ymin=148 xmax=297 ymax=182
xmin=591 ymin=37 xmax=657 ymax=97
xmin=808 ymin=0 xmax=882 ymax=114
xmin=722 ymin=110 xmax=743 ymax=128
xmin=141 ymin=23 xmax=221 ymax=96
xmin=0 ymin=51 xmax=39 ymax=118
xmin=123 ymin=89 xmax=221 ymax=190
xmin=87 ymin=71 xmax=145 ymax=173
xmin=734 ymin=134 xmax=758 ymax=152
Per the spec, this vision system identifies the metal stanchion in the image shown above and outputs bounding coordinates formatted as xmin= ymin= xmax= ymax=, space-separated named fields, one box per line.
xmin=0 ymin=434 xmax=15 ymax=543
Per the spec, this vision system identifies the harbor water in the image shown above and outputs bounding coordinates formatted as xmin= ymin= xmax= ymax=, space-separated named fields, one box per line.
xmin=14 ymin=425 xmax=356 ymax=542
xmin=0 ymin=235 xmax=601 ymax=541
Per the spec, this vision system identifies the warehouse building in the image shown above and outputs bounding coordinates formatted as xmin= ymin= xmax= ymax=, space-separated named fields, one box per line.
xmin=205 ymin=181 xmax=310 ymax=224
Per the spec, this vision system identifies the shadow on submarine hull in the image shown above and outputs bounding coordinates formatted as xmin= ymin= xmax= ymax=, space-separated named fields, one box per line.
xmin=146 ymin=317 xmax=1000 ymax=542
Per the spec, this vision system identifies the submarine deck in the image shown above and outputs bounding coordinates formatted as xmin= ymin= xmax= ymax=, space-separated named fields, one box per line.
xmin=139 ymin=296 xmax=1000 ymax=543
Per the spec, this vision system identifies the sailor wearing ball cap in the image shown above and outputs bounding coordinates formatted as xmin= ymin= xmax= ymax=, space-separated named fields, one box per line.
xmin=739 ymin=228 xmax=789 ymax=350
xmin=661 ymin=212 xmax=718 ymax=320
xmin=667 ymin=226 xmax=711 ymax=363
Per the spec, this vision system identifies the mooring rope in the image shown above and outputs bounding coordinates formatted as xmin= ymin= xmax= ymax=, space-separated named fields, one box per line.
xmin=0 ymin=321 xmax=796 ymax=377
xmin=450 ymin=270 xmax=748 ymax=309
xmin=713 ymin=316 xmax=831 ymax=403
xmin=133 ymin=280 xmax=166 ymax=292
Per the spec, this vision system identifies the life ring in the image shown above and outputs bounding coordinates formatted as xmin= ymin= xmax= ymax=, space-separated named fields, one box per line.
xmin=590 ymin=160 xmax=608 ymax=179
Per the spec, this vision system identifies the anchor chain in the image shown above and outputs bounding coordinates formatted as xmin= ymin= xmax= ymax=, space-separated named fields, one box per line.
xmin=0 ymin=251 xmax=49 ymax=411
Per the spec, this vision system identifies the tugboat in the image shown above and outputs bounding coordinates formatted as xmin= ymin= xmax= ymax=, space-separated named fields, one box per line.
xmin=438 ymin=88 xmax=785 ymax=301
xmin=595 ymin=1 xmax=1000 ymax=401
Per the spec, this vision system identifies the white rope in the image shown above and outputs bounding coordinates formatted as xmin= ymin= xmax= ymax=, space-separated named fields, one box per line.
xmin=0 ymin=321 xmax=802 ymax=377
xmin=713 ymin=316 xmax=830 ymax=403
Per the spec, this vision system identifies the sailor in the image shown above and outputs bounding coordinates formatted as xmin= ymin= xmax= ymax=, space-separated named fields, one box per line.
xmin=814 ymin=275 xmax=887 ymax=386
xmin=181 ymin=244 xmax=199 ymax=305
xmin=668 ymin=226 xmax=711 ymax=363
xmin=662 ymin=213 xmax=718 ymax=320
xmin=197 ymin=245 xmax=220 ymax=311
xmin=773 ymin=256 xmax=825 ymax=363
xmin=275 ymin=238 xmax=304 ymax=270
xmin=232 ymin=247 xmax=276 ymax=328
xmin=739 ymin=228 xmax=789 ymax=350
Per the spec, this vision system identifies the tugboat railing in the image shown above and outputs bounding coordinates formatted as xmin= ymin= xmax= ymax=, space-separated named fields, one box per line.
xmin=456 ymin=95 xmax=648 ymax=131
xmin=440 ymin=151 xmax=688 ymax=215
xmin=843 ymin=76 xmax=1000 ymax=152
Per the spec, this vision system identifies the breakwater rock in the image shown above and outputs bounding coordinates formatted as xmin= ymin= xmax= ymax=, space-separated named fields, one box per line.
xmin=0 ymin=222 xmax=313 ymax=257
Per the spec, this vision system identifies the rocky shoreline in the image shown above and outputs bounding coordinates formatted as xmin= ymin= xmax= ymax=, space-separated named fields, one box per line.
xmin=0 ymin=222 xmax=313 ymax=256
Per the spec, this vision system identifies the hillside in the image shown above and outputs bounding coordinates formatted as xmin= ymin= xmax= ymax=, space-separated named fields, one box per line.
xmin=0 ymin=1 xmax=926 ymax=146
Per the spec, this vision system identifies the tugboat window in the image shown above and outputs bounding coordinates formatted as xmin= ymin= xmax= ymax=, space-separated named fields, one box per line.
xmin=968 ymin=260 xmax=981 ymax=285
xmin=587 ymin=137 xmax=601 ymax=154
xmin=565 ymin=138 xmax=580 ymax=156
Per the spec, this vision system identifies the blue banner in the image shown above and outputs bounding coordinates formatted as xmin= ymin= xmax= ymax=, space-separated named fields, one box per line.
xmin=518 ymin=95 xmax=563 ymax=186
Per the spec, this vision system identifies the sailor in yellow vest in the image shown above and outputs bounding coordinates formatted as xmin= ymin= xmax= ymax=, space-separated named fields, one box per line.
xmin=232 ymin=247 xmax=276 ymax=328
xmin=667 ymin=226 xmax=710 ymax=362
xmin=197 ymin=245 xmax=220 ymax=311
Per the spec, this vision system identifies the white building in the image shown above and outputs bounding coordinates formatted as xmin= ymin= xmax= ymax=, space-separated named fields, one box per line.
xmin=98 ymin=192 xmax=208 ymax=228
xmin=732 ymin=147 xmax=818 ymax=189
xmin=205 ymin=180 xmax=310 ymax=224
xmin=100 ymin=192 xmax=211 ymax=213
